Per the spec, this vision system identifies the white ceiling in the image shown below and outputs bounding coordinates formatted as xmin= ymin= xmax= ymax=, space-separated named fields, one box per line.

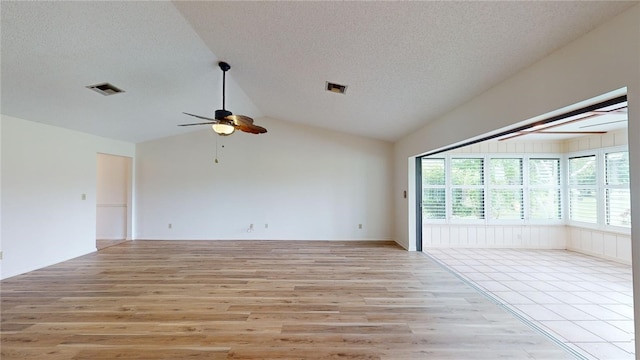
xmin=1 ymin=1 xmax=636 ymax=143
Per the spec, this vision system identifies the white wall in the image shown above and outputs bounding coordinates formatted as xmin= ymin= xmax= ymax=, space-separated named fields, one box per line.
xmin=0 ymin=117 xmax=3 ymax=276
xmin=96 ymin=153 xmax=132 ymax=240
xmin=0 ymin=115 xmax=135 ymax=279
xmin=564 ymin=128 xmax=628 ymax=152
xmin=450 ymin=139 xmax=564 ymax=154
xmin=135 ymin=117 xmax=393 ymax=241
xmin=394 ymin=5 xmax=640 ymax=251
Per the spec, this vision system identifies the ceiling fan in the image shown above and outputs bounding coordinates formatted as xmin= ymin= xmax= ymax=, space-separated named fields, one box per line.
xmin=179 ymin=61 xmax=266 ymax=136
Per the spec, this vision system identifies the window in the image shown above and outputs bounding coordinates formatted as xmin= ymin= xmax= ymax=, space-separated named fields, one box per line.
xmin=564 ymin=148 xmax=631 ymax=231
xmin=605 ymin=151 xmax=630 ymax=227
xmin=529 ymin=158 xmax=561 ymax=220
xmin=422 ymin=158 xmax=446 ymax=219
xmin=489 ymin=158 xmax=523 ymax=220
xmin=421 ymin=155 xmax=562 ymax=224
xmin=568 ymin=155 xmax=598 ymax=224
xmin=451 ymin=158 xmax=484 ymax=220
xmin=419 ymin=143 xmax=628 ymax=232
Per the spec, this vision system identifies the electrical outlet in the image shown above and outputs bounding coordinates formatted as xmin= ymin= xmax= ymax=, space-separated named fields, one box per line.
xmin=248 ymin=224 xmax=254 ymax=233
xmin=358 ymin=224 xmax=363 ymax=229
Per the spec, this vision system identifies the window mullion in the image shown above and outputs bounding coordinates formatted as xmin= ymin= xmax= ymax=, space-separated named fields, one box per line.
xmin=446 ymin=155 xmax=452 ymax=223
xmin=598 ymin=150 xmax=605 ymax=228
xmin=523 ymin=156 xmax=530 ymax=221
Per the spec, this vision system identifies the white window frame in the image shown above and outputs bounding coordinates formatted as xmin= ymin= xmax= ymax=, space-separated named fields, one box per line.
xmin=567 ymin=151 xmax=599 ymax=228
xmin=421 ymin=158 xmax=447 ymax=223
xmin=449 ymin=156 xmax=485 ymax=224
xmin=527 ymin=156 xmax=564 ymax=225
xmin=421 ymin=153 xmax=564 ymax=226
xmin=604 ymin=150 xmax=631 ymax=230
xmin=487 ymin=155 xmax=525 ymax=224
xmin=565 ymin=145 xmax=630 ymax=235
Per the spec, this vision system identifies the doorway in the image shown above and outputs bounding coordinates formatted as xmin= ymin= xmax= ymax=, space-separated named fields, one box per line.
xmin=96 ymin=153 xmax=132 ymax=249
xmin=416 ymin=95 xmax=633 ymax=359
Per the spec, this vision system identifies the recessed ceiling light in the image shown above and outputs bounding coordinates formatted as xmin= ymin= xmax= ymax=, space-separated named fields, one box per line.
xmin=86 ymin=82 xmax=124 ymax=96
xmin=326 ymin=82 xmax=347 ymax=94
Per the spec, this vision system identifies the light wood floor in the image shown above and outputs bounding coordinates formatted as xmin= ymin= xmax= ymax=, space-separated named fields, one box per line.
xmin=96 ymin=239 xmax=129 ymax=250
xmin=1 ymin=241 xmax=574 ymax=359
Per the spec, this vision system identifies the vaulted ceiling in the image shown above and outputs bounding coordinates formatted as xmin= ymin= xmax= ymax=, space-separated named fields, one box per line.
xmin=1 ymin=1 xmax=636 ymax=143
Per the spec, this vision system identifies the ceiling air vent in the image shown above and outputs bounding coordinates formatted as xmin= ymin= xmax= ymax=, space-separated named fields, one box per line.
xmin=326 ymin=82 xmax=347 ymax=94
xmin=86 ymin=82 xmax=124 ymax=96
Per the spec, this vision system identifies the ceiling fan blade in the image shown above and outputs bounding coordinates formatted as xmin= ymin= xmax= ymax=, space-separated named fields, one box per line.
xmin=182 ymin=112 xmax=216 ymax=121
xmin=227 ymin=115 xmax=267 ymax=134
xmin=228 ymin=114 xmax=254 ymax=125
xmin=178 ymin=122 xmax=216 ymax=127
xmin=238 ymin=123 xmax=267 ymax=134
xmin=248 ymin=124 xmax=267 ymax=134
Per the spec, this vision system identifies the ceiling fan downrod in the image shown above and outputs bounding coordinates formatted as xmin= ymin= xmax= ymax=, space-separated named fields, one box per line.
xmin=215 ymin=61 xmax=232 ymax=120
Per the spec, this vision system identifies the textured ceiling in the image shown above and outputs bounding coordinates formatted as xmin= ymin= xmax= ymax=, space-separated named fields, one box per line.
xmin=1 ymin=1 xmax=636 ymax=143
xmin=0 ymin=1 xmax=260 ymax=143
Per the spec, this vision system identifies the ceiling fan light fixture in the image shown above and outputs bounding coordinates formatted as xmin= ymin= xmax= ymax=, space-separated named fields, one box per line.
xmin=212 ymin=121 xmax=235 ymax=136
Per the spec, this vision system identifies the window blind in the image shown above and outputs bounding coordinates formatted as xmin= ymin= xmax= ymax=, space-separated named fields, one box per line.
xmin=489 ymin=158 xmax=523 ymax=220
xmin=529 ymin=158 xmax=561 ymax=220
xmin=605 ymin=151 xmax=630 ymax=227
xmin=422 ymin=158 xmax=446 ymax=219
xmin=568 ymin=155 xmax=597 ymax=224
xmin=451 ymin=158 xmax=484 ymax=219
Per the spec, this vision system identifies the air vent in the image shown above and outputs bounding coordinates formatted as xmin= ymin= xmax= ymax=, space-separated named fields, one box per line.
xmin=326 ymin=82 xmax=347 ymax=94
xmin=86 ymin=82 xmax=124 ymax=96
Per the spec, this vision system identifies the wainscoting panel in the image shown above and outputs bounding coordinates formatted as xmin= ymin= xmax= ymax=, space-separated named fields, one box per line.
xmin=567 ymin=226 xmax=631 ymax=264
xmin=422 ymin=225 xmax=567 ymax=249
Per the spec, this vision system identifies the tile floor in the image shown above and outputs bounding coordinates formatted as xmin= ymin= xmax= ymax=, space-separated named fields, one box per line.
xmin=425 ymin=248 xmax=634 ymax=360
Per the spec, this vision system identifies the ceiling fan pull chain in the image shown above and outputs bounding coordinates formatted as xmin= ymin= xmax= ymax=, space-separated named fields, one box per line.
xmin=214 ymin=137 xmax=226 ymax=164
xmin=214 ymin=136 xmax=219 ymax=164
